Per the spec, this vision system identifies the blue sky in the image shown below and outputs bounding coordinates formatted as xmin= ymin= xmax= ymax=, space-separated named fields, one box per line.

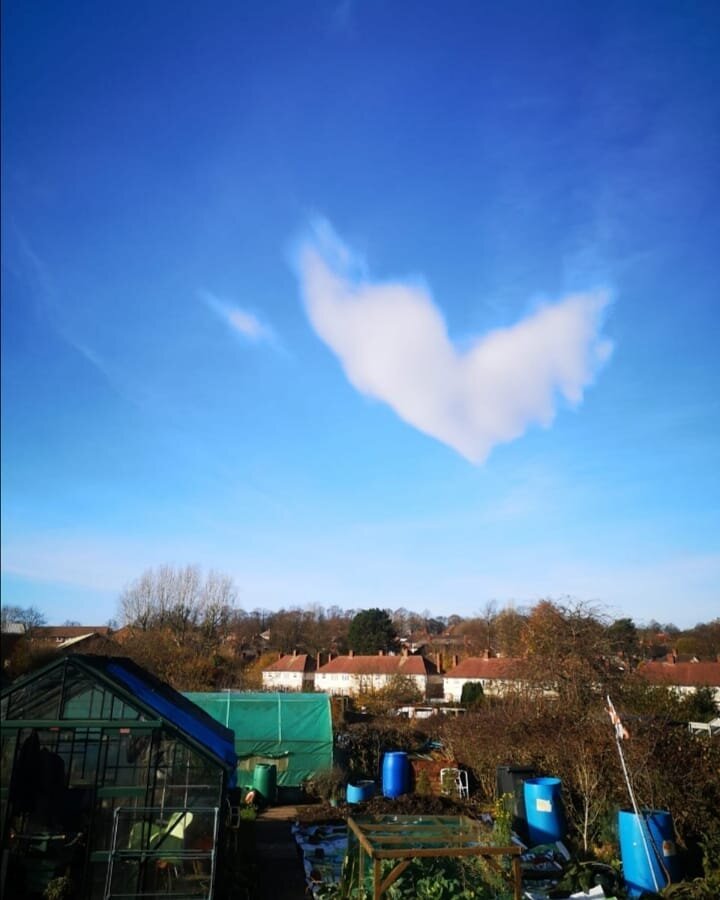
xmin=2 ymin=1 xmax=718 ymax=629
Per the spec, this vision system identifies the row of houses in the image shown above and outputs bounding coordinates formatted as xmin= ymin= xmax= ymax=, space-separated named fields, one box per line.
xmin=262 ymin=649 xmax=720 ymax=705
xmin=4 ymin=624 xmax=719 ymax=707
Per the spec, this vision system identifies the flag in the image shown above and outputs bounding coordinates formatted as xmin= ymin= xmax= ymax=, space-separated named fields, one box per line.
xmin=607 ymin=695 xmax=630 ymax=740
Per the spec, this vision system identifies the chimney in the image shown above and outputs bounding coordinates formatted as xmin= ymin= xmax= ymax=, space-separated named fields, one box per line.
xmin=378 ymin=649 xmax=384 ymax=656
xmin=436 ymin=652 xmax=443 ymax=672
xmin=292 ymin=649 xmax=297 ymax=657
xmin=278 ymin=651 xmax=283 ymax=660
xmin=316 ymin=652 xmax=322 ymax=669
xmin=348 ymin=649 xmax=354 ymax=658
xmin=452 ymin=654 xmax=459 ymax=668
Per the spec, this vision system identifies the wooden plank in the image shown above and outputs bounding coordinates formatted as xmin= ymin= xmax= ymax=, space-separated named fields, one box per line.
xmin=378 ymin=859 xmax=412 ymax=896
xmin=373 ymin=858 xmax=382 ymax=900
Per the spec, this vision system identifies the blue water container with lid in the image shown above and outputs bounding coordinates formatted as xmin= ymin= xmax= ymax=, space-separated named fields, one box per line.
xmin=382 ymin=751 xmax=410 ymax=798
xmin=523 ymin=777 xmax=566 ymax=845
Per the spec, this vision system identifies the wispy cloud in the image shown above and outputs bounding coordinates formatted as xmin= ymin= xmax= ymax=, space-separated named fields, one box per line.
xmin=295 ymin=220 xmax=613 ymax=463
xmin=199 ymin=289 xmax=276 ymax=344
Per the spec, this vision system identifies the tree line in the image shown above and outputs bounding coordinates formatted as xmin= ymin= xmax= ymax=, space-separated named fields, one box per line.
xmin=2 ymin=564 xmax=719 ymax=690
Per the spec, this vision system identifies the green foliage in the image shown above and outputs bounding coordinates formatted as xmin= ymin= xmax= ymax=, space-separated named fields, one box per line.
xmin=460 ymin=681 xmax=484 ymax=706
xmin=552 ymin=860 xmax=622 ymax=897
xmin=607 ymin=617 xmax=639 ymax=659
xmin=680 ymin=686 xmax=718 ymax=721
xmin=415 ymin=769 xmax=432 ymax=796
xmin=491 ymin=794 xmax=513 ymax=847
xmin=330 ymin=855 xmax=514 ymax=899
xmin=347 ymin=608 xmax=396 ymax=655
xmin=43 ymin=876 xmax=74 ymax=900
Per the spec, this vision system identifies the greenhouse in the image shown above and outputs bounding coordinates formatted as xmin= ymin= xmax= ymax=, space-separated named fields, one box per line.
xmin=0 ymin=655 xmax=237 ymax=900
xmin=185 ymin=691 xmax=333 ymax=801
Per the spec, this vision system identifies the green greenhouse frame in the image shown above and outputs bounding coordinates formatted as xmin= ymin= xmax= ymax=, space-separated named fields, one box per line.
xmin=0 ymin=655 xmax=237 ymax=900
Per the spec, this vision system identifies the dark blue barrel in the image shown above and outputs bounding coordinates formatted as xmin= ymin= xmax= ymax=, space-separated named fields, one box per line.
xmin=346 ymin=780 xmax=375 ymax=804
xmin=524 ymin=777 xmax=565 ymax=845
xmin=618 ymin=809 xmax=681 ymax=896
xmin=382 ymin=752 xmax=410 ymax=798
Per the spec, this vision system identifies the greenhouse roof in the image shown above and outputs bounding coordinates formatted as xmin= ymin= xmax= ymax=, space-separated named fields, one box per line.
xmin=1 ymin=654 xmax=237 ymax=772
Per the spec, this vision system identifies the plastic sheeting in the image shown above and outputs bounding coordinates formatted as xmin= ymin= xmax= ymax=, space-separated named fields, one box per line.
xmin=184 ymin=692 xmax=333 ymax=788
xmin=106 ymin=661 xmax=237 ymax=771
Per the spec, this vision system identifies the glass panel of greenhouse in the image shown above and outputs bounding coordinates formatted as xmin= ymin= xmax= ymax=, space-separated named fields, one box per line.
xmin=0 ymin=655 xmax=237 ymax=900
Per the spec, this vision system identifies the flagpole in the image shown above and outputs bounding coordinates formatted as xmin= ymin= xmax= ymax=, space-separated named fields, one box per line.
xmin=607 ymin=695 xmax=661 ymax=893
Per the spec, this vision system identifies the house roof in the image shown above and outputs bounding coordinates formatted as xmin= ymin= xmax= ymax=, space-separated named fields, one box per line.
xmin=264 ymin=653 xmax=314 ymax=673
xmin=316 ymin=654 xmax=437 ymax=676
xmin=56 ymin=633 xmax=119 ymax=652
xmin=637 ymin=660 xmax=720 ymax=688
xmin=444 ymin=657 xmax=523 ymax=679
xmin=33 ymin=625 xmax=112 ymax=639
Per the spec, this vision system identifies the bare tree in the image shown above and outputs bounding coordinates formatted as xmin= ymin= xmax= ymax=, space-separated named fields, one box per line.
xmin=118 ymin=564 xmax=238 ymax=647
xmin=0 ymin=604 xmax=47 ymax=635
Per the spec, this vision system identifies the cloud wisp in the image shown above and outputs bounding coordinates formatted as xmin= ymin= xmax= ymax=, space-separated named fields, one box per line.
xmin=200 ymin=289 xmax=276 ymax=344
xmin=296 ymin=222 xmax=613 ymax=463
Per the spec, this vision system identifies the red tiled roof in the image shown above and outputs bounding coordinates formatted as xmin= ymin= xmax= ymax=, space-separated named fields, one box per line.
xmin=444 ymin=657 xmax=523 ymax=679
xmin=637 ymin=661 xmax=720 ymax=687
xmin=263 ymin=653 xmax=314 ymax=673
xmin=317 ymin=654 xmax=436 ymax=676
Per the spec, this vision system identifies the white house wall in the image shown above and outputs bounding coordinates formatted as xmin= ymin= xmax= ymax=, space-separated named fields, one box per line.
xmin=261 ymin=670 xmax=305 ymax=691
xmin=314 ymin=672 xmax=428 ymax=697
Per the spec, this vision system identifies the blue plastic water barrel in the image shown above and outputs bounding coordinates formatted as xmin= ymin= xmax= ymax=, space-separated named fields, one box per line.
xmin=252 ymin=763 xmax=277 ymax=803
xmin=618 ymin=809 xmax=681 ymax=896
xmin=382 ymin=752 xmax=410 ymax=798
xmin=523 ymin=777 xmax=565 ymax=845
xmin=346 ymin=780 xmax=375 ymax=804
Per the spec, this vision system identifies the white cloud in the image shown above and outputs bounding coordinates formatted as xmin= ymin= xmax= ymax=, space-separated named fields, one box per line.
xmin=296 ymin=221 xmax=613 ymax=463
xmin=200 ymin=289 xmax=274 ymax=343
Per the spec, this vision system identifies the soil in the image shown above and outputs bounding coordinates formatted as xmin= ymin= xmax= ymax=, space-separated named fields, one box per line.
xmin=296 ymin=792 xmax=489 ymax=824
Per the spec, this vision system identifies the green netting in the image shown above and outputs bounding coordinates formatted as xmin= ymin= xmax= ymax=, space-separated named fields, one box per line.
xmin=183 ymin=692 xmax=333 ymax=789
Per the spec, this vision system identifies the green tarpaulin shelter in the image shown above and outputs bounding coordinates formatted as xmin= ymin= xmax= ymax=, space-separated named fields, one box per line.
xmin=184 ymin=692 xmax=333 ymax=797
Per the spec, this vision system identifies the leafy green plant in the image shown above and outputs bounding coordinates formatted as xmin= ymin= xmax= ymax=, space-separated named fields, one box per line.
xmin=415 ymin=769 xmax=432 ymax=795
xmin=460 ymin=682 xmax=484 ymax=706
xmin=44 ymin=876 xmax=74 ymax=900
xmin=491 ymin=794 xmax=513 ymax=847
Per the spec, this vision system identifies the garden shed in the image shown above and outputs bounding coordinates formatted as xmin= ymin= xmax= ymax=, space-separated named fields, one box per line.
xmin=185 ymin=691 xmax=333 ymax=800
xmin=0 ymin=655 xmax=237 ymax=899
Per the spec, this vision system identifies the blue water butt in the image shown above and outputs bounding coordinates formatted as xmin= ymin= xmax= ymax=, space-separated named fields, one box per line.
xmin=382 ymin=752 xmax=410 ymax=798
xmin=618 ymin=809 xmax=681 ymax=896
xmin=523 ymin=777 xmax=565 ymax=845
xmin=346 ymin=780 xmax=375 ymax=804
